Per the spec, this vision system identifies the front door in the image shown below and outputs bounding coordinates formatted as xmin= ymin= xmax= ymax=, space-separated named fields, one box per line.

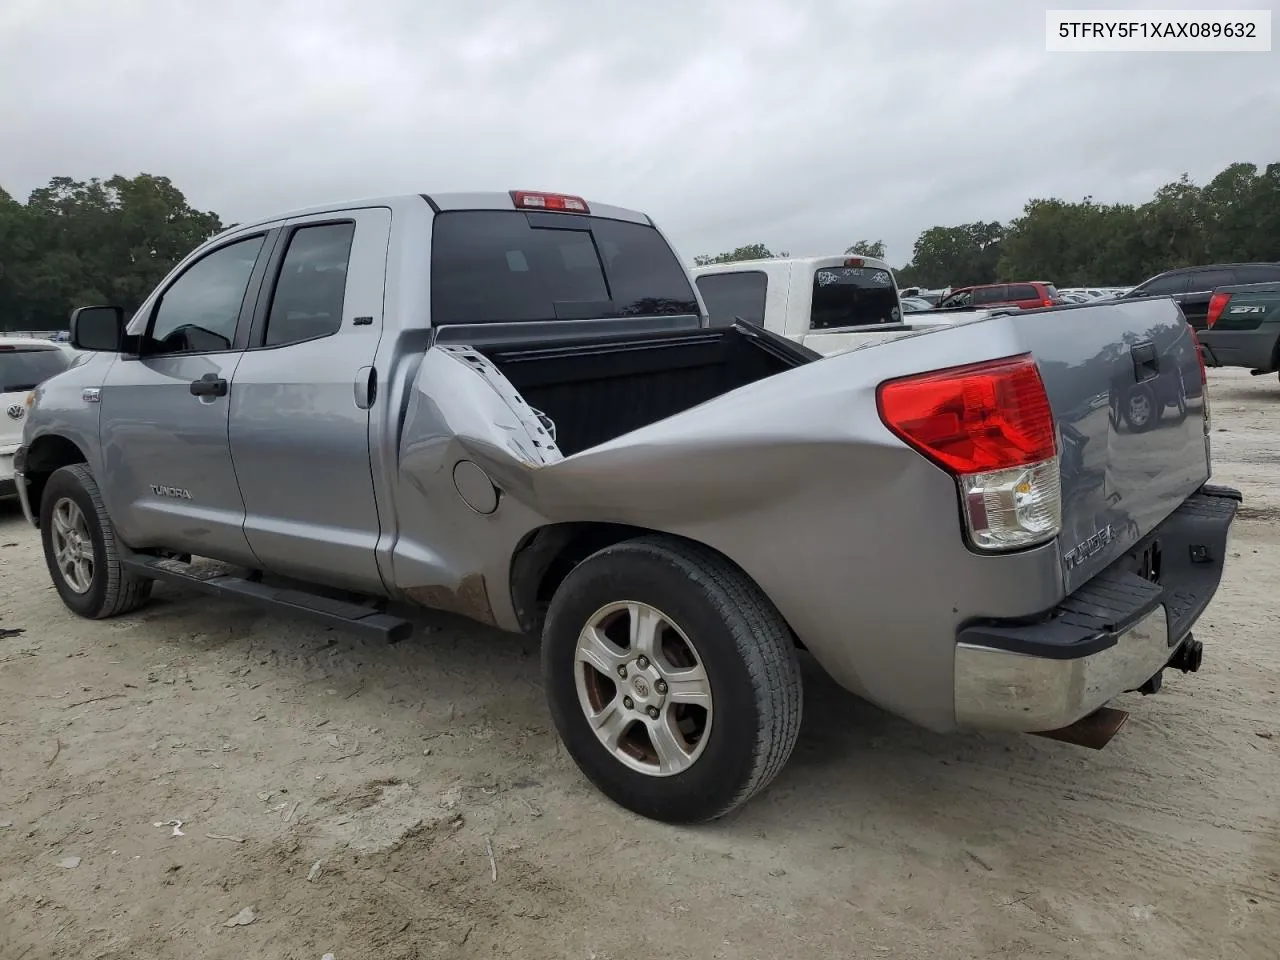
xmin=227 ymin=208 xmax=391 ymax=593
xmin=98 ymin=232 xmax=273 ymax=566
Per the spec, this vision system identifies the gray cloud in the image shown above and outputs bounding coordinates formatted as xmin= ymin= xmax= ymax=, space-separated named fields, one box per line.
xmin=2 ymin=0 xmax=1277 ymax=265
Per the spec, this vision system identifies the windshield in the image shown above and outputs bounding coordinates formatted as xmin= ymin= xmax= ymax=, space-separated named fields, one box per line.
xmin=810 ymin=266 xmax=899 ymax=329
xmin=0 ymin=347 xmax=70 ymax=392
xmin=430 ymin=211 xmax=700 ymax=325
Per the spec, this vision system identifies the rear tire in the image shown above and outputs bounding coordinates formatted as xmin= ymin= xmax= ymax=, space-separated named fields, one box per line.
xmin=40 ymin=464 xmax=153 ymax=619
xmin=542 ymin=535 xmax=802 ymax=823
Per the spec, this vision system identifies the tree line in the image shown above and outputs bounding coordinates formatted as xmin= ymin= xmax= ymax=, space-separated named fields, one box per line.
xmin=3 ymin=162 xmax=1277 ymax=331
xmin=694 ymin=161 xmax=1280 ymax=290
xmin=0 ymin=174 xmax=223 ymax=331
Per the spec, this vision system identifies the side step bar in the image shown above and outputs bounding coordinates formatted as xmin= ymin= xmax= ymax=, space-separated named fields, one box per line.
xmin=121 ymin=555 xmax=414 ymax=642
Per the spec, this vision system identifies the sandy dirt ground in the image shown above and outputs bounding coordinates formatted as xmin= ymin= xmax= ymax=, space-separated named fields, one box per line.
xmin=1 ymin=368 xmax=1277 ymax=960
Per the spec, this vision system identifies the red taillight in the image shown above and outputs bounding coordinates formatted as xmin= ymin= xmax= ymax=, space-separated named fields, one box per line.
xmin=1206 ymin=291 xmax=1230 ymax=328
xmin=1042 ymin=299 xmax=1054 ymax=308
xmin=511 ymin=190 xmax=589 ymax=214
xmin=876 ymin=354 xmax=1057 ymax=475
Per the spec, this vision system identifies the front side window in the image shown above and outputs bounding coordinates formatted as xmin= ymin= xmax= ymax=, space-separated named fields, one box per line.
xmin=695 ymin=272 xmax=768 ymax=326
xmin=940 ymin=290 xmax=972 ymax=308
xmin=264 ymin=223 xmax=356 ymax=347
xmin=810 ymin=266 xmax=898 ymax=329
xmin=147 ymin=235 xmax=266 ymax=355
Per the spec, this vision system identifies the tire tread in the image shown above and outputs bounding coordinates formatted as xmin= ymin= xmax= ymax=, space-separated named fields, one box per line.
xmin=48 ymin=464 xmax=153 ymax=618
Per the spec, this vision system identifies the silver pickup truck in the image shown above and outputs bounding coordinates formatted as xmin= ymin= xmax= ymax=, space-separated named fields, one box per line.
xmin=13 ymin=190 xmax=1239 ymax=823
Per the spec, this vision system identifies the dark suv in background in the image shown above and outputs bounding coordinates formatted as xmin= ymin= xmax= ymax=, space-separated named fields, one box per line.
xmin=1120 ymin=262 xmax=1280 ymax=329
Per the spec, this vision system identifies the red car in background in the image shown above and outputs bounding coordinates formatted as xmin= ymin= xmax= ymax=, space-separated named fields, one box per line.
xmin=937 ymin=282 xmax=1063 ymax=310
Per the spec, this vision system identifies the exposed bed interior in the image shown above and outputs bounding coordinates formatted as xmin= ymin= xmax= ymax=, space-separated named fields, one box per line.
xmin=477 ymin=326 xmax=810 ymax=456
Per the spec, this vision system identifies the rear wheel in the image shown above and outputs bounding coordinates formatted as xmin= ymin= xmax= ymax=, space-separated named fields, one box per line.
xmin=40 ymin=464 xmax=153 ymax=619
xmin=542 ymin=535 xmax=802 ymax=823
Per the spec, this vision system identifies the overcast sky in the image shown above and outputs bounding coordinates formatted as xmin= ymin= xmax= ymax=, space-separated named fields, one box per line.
xmin=1 ymin=0 xmax=1277 ymax=265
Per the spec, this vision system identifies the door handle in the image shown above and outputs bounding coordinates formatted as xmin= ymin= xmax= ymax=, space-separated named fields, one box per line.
xmin=190 ymin=373 xmax=228 ymax=398
xmin=1131 ymin=342 xmax=1159 ymax=383
xmin=354 ymin=366 xmax=377 ymax=410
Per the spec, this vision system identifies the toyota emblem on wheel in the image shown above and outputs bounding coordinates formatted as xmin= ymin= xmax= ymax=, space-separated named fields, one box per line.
xmin=5 ymin=403 xmax=23 ymax=421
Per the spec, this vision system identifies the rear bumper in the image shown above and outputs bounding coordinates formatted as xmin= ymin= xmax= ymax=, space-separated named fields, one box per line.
xmin=954 ymin=484 xmax=1239 ymax=733
xmin=1198 ymin=327 xmax=1279 ymax=371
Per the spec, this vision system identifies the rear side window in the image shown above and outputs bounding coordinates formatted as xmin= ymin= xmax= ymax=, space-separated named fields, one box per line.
xmin=972 ymin=286 xmax=1007 ymax=304
xmin=1189 ymin=269 xmax=1236 ymax=292
xmin=810 ymin=266 xmax=898 ymax=329
xmin=0 ymin=347 xmax=69 ymax=392
xmin=264 ymin=222 xmax=356 ymax=347
xmin=430 ymin=211 xmax=699 ymax=325
xmin=695 ymin=272 xmax=768 ymax=326
xmin=1235 ymin=264 xmax=1280 ymax=283
xmin=1006 ymin=284 xmax=1040 ymax=301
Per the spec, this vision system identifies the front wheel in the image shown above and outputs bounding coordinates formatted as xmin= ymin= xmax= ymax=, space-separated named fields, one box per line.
xmin=542 ymin=535 xmax=803 ymax=823
xmin=40 ymin=464 xmax=153 ymax=619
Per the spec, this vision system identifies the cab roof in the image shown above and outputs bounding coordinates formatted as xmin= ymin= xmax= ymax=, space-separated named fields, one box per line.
xmin=223 ymin=191 xmax=653 ymax=237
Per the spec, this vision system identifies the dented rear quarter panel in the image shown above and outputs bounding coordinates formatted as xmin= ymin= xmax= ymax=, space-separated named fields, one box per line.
xmin=387 ymin=315 xmax=1080 ymax=733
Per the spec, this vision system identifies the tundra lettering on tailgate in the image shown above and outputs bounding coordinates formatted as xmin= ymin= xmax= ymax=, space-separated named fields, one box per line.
xmin=1064 ymin=524 xmax=1116 ymax=570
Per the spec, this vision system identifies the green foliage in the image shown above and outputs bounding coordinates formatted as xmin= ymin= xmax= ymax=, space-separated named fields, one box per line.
xmin=943 ymin=161 xmax=1278 ymax=287
xmin=0 ymin=174 xmax=223 ymax=331
xmin=845 ymin=240 xmax=886 ymax=259
xmin=693 ymin=243 xmax=789 ymax=267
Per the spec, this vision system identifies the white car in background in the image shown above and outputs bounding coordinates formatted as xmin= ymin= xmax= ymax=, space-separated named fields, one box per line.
xmin=1 ymin=336 xmax=73 ymax=499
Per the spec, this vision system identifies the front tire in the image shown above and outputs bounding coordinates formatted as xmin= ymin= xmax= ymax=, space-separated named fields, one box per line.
xmin=542 ymin=535 xmax=803 ymax=823
xmin=40 ymin=464 xmax=153 ymax=619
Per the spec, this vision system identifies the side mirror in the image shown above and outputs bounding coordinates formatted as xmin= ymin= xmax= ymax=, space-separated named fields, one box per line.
xmin=70 ymin=305 xmax=125 ymax=352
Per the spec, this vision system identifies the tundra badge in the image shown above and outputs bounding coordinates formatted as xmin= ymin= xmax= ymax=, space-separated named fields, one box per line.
xmin=150 ymin=485 xmax=193 ymax=500
xmin=1064 ymin=524 xmax=1115 ymax=569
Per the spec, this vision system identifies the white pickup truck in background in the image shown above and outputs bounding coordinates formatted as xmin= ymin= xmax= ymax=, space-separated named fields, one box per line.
xmin=692 ymin=256 xmax=1013 ymax=356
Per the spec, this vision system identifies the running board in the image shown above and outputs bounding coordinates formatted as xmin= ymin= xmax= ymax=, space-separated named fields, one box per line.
xmin=121 ymin=555 xmax=414 ymax=642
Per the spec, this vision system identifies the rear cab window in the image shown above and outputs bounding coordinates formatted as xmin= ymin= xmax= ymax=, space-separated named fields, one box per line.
xmin=429 ymin=211 xmax=699 ymax=325
xmin=0 ymin=346 xmax=70 ymax=392
xmin=810 ymin=265 xmax=899 ymax=329
xmin=695 ymin=272 xmax=767 ymax=326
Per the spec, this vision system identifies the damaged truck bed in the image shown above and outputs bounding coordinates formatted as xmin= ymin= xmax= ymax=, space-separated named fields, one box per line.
xmin=15 ymin=190 xmax=1238 ymax=823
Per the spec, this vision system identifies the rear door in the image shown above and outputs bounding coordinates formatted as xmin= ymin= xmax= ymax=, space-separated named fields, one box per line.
xmin=99 ymin=231 xmax=272 ymax=564
xmin=227 ymin=208 xmax=392 ymax=593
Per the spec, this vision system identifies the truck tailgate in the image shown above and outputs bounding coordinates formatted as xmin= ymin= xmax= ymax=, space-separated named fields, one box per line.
xmin=1011 ymin=299 xmax=1210 ymax=592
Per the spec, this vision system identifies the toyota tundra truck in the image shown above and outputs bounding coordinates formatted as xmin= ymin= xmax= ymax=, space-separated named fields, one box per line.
xmin=13 ymin=191 xmax=1239 ymax=823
